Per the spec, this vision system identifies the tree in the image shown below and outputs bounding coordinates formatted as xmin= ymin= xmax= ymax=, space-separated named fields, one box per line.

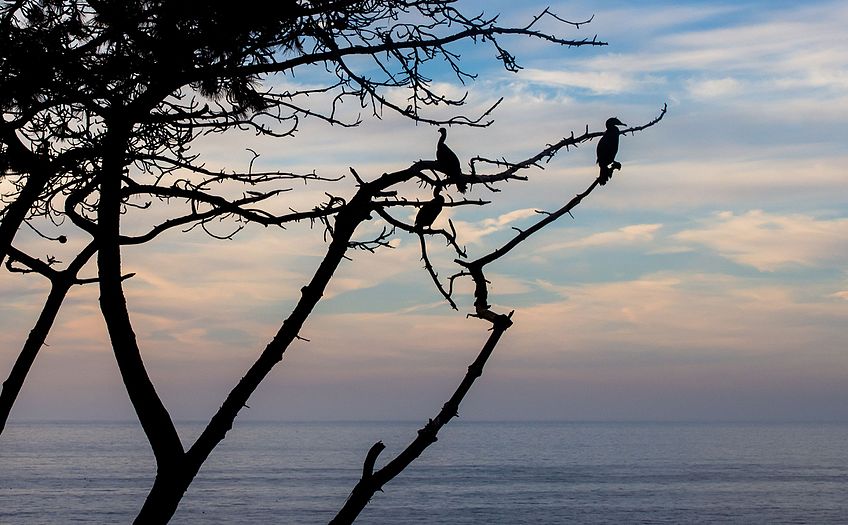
xmin=0 ymin=1 xmax=665 ymax=522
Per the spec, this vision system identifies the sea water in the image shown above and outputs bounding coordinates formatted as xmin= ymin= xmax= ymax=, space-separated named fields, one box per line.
xmin=2 ymin=421 xmax=847 ymax=524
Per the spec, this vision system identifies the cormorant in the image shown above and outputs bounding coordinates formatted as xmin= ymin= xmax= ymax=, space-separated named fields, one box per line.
xmin=596 ymin=117 xmax=626 ymax=185
xmin=436 ymin=127 xmax=467 ymax=193
xmin=415 ymin=186 xmax=445 ymax=230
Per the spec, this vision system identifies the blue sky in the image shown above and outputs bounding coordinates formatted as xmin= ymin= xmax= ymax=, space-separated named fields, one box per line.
xmin=1 ymin=0 xmax=846 ymax=425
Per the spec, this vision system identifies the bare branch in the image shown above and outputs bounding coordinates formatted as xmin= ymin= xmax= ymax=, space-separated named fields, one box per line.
xmin=330 ymin=311 xmax=514 ymax=524
xmin=419 ymin=233 xmax=458 ymax=310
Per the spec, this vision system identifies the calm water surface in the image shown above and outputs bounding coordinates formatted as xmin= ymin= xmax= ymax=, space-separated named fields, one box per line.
xmin=2 ymin=421 xmax=847 ymax=523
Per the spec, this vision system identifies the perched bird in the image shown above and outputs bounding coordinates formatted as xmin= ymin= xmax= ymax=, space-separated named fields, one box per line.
xmin=596 ymin=117 xmax=626 ymax=185
xmin=415 ymin=186 xmax=445 ymax=230
xmin=436 ymin=127 xmax=467 ymax=193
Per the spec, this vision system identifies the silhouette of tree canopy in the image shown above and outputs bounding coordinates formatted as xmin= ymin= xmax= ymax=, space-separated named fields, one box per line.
xmin=1 ymin=1 xmax=666 ymax=523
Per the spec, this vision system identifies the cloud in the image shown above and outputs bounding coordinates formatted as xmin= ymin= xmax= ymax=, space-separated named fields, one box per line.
xmin=539 ymin=223 xmax=662 ymax=253
xmin=5 ymin=1 xmax=848 ymax=422
xmin=453 ymin=208 xmax=539 ymax=244
xmin=588 ymin=4 xmax=743 ymax=35
xmin=513 ymin=271 xmax=848 ymax=360
xmin=674 ymin=210 xmax=848 ymax=271
xmin=485 ymin=273 xmax=534 ymax=295
xmin=570 ymin=155 xmax=848 ymax=212
xmin=686 ymin=77 xmax=741 ymax=99
xmin=605 ymin=5 xmax=847 ymax=76
xmin=520 ymin=69 xmax=660 ymax=95
xmin=516 ymin=1 xmax=848 ymax=113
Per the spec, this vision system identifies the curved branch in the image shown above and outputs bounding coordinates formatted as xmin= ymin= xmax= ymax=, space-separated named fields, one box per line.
xmin=419 ymin=233 xmax=457 ymax=310
xmin=373 ymin=206 xmax=466 ymax=258
xmin=472 ymin=104 xmax=668 ymax=185
xmin=464 ymin=178 xmax=599 ymax=269
xmin=208 ymin=18 xmax=607 ymax=82
xmin=96 ymin=123 xmax=184 ymax=469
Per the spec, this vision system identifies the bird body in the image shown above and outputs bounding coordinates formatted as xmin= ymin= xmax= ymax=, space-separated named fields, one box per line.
xmin=596 ymin=117 xmax=626 ymax=185
xmin=436 ymin=128 xmax=467 ymax=193
xmin=415 ymin=187 xmax=445 ymax=230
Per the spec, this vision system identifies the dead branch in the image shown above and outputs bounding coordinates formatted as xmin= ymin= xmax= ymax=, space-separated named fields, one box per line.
xmin=329 ymin=311 xmax=514 ymax=524
xmin=418 ymin=233 xmax=458 ymax=310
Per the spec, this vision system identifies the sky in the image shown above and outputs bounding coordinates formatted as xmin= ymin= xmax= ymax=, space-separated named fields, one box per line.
xmin=2 ymin=0 xmax=847 ymax=425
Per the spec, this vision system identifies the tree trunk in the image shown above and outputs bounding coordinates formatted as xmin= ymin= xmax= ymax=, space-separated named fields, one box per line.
xmin=133 ymin=468 xmax=193 ymax=525
xmin=96 ymin=121 xmax=184 ymax=464
xmin=132 ymin=189 xmax=376 ymax=522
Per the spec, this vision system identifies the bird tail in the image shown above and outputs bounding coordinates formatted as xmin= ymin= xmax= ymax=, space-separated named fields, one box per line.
xmin=450 ymin=173 xmax=467 ymax=193
xmin=598 ymin=165 xmax=611 ymax=186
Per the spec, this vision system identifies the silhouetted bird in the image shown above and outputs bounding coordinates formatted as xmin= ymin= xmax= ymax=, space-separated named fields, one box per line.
xmin=415 ymin=186 xmax=445 ymax=230
xmin=596 ymin=117 xmax=626 ymax=185
xmin=436 ymin=127 xmax=467 ymax=193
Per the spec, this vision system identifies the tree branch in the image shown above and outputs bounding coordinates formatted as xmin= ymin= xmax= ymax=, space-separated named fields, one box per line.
xmin=330 ymin=311 xmax=513 ymax=524
xmin=0 ymin=241 xmax=97 ymax=434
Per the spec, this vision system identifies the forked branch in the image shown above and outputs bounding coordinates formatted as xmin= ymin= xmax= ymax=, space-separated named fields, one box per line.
xmin=331 ymin=105 xmax=668 ymax=523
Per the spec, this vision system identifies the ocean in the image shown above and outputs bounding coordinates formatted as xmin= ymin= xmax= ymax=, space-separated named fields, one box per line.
xmin=2 ymin=421 xmax=847 ymax=524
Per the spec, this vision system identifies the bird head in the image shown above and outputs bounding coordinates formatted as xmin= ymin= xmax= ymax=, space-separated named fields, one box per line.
xmin=606 ymin=117 xmax=626 ymax=129
xmin=438 ymin=127 xmax=447 ymax=137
